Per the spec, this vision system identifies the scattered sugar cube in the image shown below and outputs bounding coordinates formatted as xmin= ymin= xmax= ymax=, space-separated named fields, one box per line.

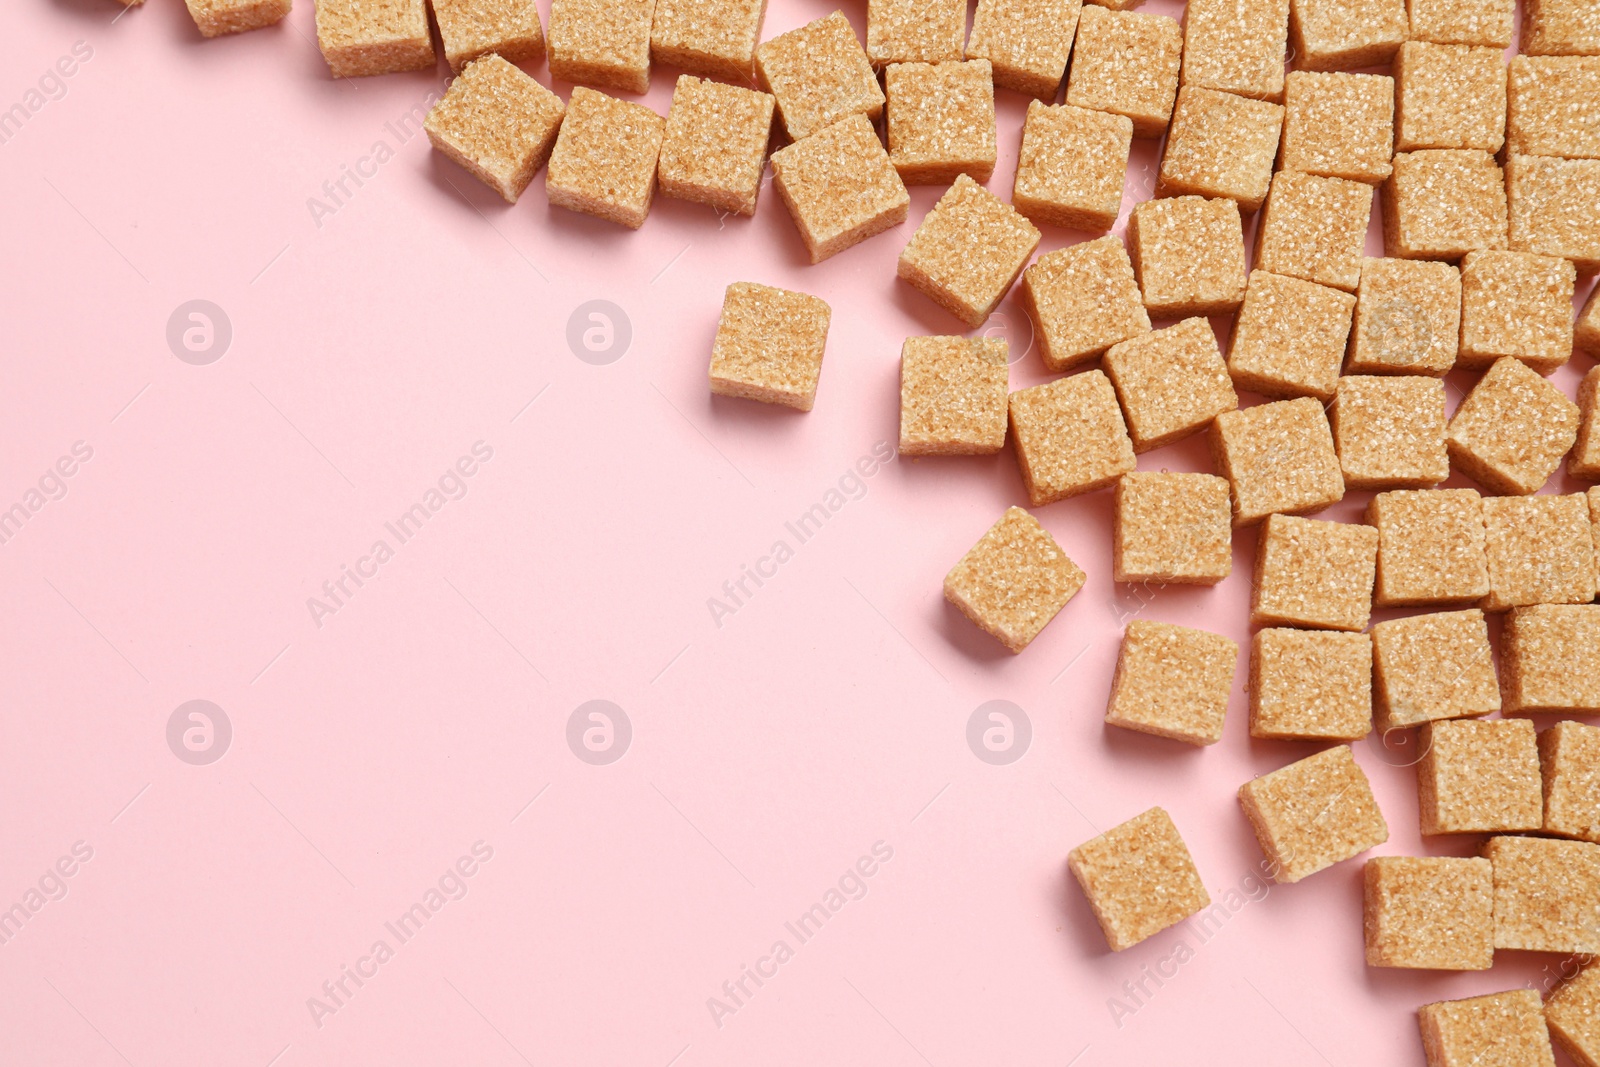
xmin=315 ymin=0 xmax=434 ymax=77
xmin=1009 ymin=370 xmax=1137 ymax=505
xmin=1239 ymin=745 xmax=1389 ymax=884
xmin=1503 ymin=604 xmax=1600 ymax=712
xmin=1249 ymin=628 xmax=1373 ymax=741
xmin=944 ymin=506 xmax=1086 ymax=652
xmin=1128 ymin=195 xmax=1247 ymax=316
xmin=707 ymin=282 xmax=831 ymax=410
xmin=1406 ymin=0 xmax=1513 ymax=48
xmin=1369 ymin=489 xmax=1490 ymax=608
xmin=1211 ymin=397 xmax=1345 ymax=526
xmin=1250 ymin=513 xmax=1378 ymax=632
xmin=1068 ymin=807 xmax=1211 ymax=950
xmin=1419 ymin=718 xmax=1543 ymax=835
xmin=1419 ymin=990 xmax=1558 ymax=1067
xmin=898 ymin=336 xmax=1009 ymax=455
xmin=1012 ymin=101 xmax=1132 ymax=231
xmin=1020 ymin=235 xmax=1150 ymax=373
xmin=1459 ymin=250 xmax=1577 ymax=376
xmin=1180 ymin=0 xmax=1290 ymax=103
xmin=424 ymin=55 xmax=565 ymax=204
xmin=1506 ymin=154 xmax=1600 ymax=273
xmin=1228 ymin=271 xmax=1354 ymax=400
xmin=1364 ymin=856 xmax=1495 ymax=970
xmin=884 ymin=60 xmax=997 ymax=185
xmin=1384 ymin=150 xmax=1508 ymax=261
xmin=433 ymin=0 xmax=543 ymax=71
xmin=756 ymin=11 xmax=883 ymax=142
xmin=1446 ymin=357 xmax=1580 ymax=496
xmin=966 ymin=0 xmax=1082 ymax=99
xmin=1508 ymin=56 xmax=1600 ymax=160
xmin=1523 ymin=0 xmax=1600 ymax=56
xmin=1483 ymin=496 xmax=1598 ymax=611
xmin=866 ymin=0 xmax=965 ymax=67
xmin=1582 ymin=289 xmax=1600 ymax=358
xmin=1574 ymin=367 xmax=1600 ymax=480
xmin=649 ymin=0 xmax=765 ymax=82
xmin=1332 ymin=375 xmax=1450 ymax=490
xmin=185 ymin=0 xmax=290 ymax=37
xmin=771 ymin=114 xmax=909 ymax=264
xmin=1103 ymin=317 xmax=1238 ymax=452
xmin=1546 ymin=961 xmax=1600 ymax=1067
xmin=1484 ymin=835 xmax=1600 ymax=953
xmin=898 ymin=174 xmax=1040 ymax=326
xmin=1541 ymin=721 xmax=1600 ymax=843
xmin=1064 ymin=7 xmax=1183 ymax=138
xmin=1289 ymin=0 xmax=1406 ymax=71
xmin=1256 ymin=170 xmax=1372 ymax=292
xmin=1155 ymin=86 xmax=1284 ymax=213
xmin=1280 ymin=71 xmax=1394 ymax=184
xmin=1113 ymin=472 xmax=1233 ymax=585
xmin=1395 ymin=42 xmax=1508 ymax=153
xmin=1105 ymin=622 xmax=1238 ymax=746
xmin=1346 ymin=258 xmax=1462 ymax=376
xmin=547 ymin=0 xmax=655 ymax=93
xmin=1372 ymin=609 xmax=1500 ymax=731
xmin=658 ymin=76 xmax=773 ymax=217
xmin=545 ymin=87 xmax=665 ymax=228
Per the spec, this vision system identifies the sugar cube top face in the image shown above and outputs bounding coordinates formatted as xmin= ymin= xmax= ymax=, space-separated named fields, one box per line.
xmin=1574 ymin=368 xmax=1600 ymax=480
xmin=1064 ymin=7 xmax=1183 ymax=138
xmin=1503 ymin=605 xmax=1600 ymax=713
xmin=1239 ymin=745 xmax=1389 ymax=884
xmin=1508 ymin=56 xmax=1600 ymax=160
xmin=898 ymin=174 xmax=1041 ymax=327
xmin=1250 ymin=629 xmax=1373 ymax=740
xmin=1364 ymin=856 xmax=1495 ymax=970
xmin=1484 ymin=835 xmax=1600 ymax=953
xmin=424 ymin=55 xmax=566 ymax=204
xmin=1368 ymin=489 xmax=1490 ymax=608
xmin=1406 ymin=0 xmax=1513 ymax=47
xmin=770 ymin=114 xmax=910 ymax=265
xmin=1371 ymin=609 xmax=1500 ymax=731
xmin=1458 ymin=250 xmax=1576 ymax=376
xmin=1546 ymin=962 xmax=1600 ymax=1067
xmin=547 ymin=0 xmax=656 ymax=94
xmin=1419 ymin=718 xmax=1543 ymax=835
xmin=866 ymin=0 xmax=965 ymax=67
xmin=707 ymin=283 xmax=832 ymax=411
xmin=1068 ymin=807 xmax=1211 ymax=950
xmin=1346 ymin=258 xmax=1462 ymax=376
xmin=1155 ymin=86 xmax=1284 ymax=213
xmin=545 ymin=87 xmax=666 ymax=230
xmin=1542 ymin=721 xmax=1600 ymax=843
xmin=966 ymin=0 xmax=1083 ymax=99
xmin=1332 ymin=375 xmax=1449 ymax=491
xmin=1211 ymin=397 xmax=1345 ymax=526
xmin=1251 ymin=514 xmax=1378 ymax=632
xmin=1012 ymin=101 xmax=1133 ymax=233
xmin=1228 ymin=271 xmax=1355 ymax=400
xmin=885 ymin=61 xmax=997 ymax=186
xmin=1105 ymin=621 xmax=1238 ymax=746
xmin=1419 ymin=991 xmax=1558 ymax=1067
xmin=1021 ymin=236 xmax=1151 ymax=373
xmin=1289 ymin=0 xmax=1406 ymax=71
xmin=1128 ymin=196 xmax=1247 ymax=317
xmin=1009 ymin=370 xmax=1137 ymax=505
xmin=1103 ymin=317 xmax=1237 ymax=453
xmin=1255 ymin=171 xmax=1373 ymax=293
xmin=1384 ymin=150 xmax=1508 ymax=261
xmin=1483 ymin=498 xmax=1598 ymax=612
xmin=1447 ymin=358 xmax=1581 ymax=496
xmin=756 ymin=12 xmax=884 ymax=142
xmin=315 ymin=0 xmax=434 ymax=77
xmin=649 ymin=0 xmax=766 ymax=82
xmin=186 ymin=0 xmax=290 ymax=38
xmin=1395 ymin=43 xmax=1508 ymax=154
xmin=898 ymin=336 xmax=1009 ymax=456
xmin=1506 ymin=153 xmax=1600 ymax=273
xmin=944 ymin=506 xmax=1086 ymax=652
xmin=1113 ymin=471 xmax=1233 ymax=585
xmin=1181 ymin=0 xmax=1290 ymax=102
xmin=658 ymin=77 xmax=774 ymax=217
xmin=1280 ymin=72 xmax=1395 ymax=184
xmin=1524 ymin=0 xmax=1600 ymax=56
xmin=433 ymin=0 xmax=544 ymax=71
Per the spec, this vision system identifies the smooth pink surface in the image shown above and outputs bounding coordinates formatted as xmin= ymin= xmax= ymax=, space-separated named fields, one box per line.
xmin=2 ymin=0 xmax=1596 ymax=1063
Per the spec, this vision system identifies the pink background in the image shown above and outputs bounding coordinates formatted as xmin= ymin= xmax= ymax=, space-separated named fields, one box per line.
xmin=2 ymin=0 xmax=1595 ymax=1063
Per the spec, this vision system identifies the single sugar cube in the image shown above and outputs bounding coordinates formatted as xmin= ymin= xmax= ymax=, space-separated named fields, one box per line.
xmin=650 ymin=0 xmax=765 ymax=82
xmin=1524 ymin=0 xmax=1600 ymax=56
xmin=1506 ymin=154 xmax=1600 ymax=273
xmin=866 ymin=0 xmax=965 ymax=67
xmin=1181 ymin=0 xmax=1290 ymax=103
xmin=1420 ymin=991 xmax=1559 ymax=1067
xmin=1128 ymin=195 xmax=1247 ymax=316
xmin=1541 ymin=721 xmax=1600 ymax=843
xmin=1483 ymin=497 xmax=1598 ymax=611
xmin=433 ymin=0 xmax=543 ymax=71
xmin=1581 ymin=288 xmax=1600 ymax=358
xmin=1346 ymin=258 xmax=1462 ymax=376
xmin=1406 ymin=0 xmax=1513 ymax=47
xmin=1009 ymin=370 xmax=1136 ymax=505
xmin=1573 ymin=367 xmax=1600 ymax=480
xmin=1446 ymin=358 xmax=1580 ymax=496
xmin=884 ymin=60 xmax=997 ymax=186
xmin=771 ymin=114 xmax=910 ymax=264
xmin=1332 ymin=375 xmax=1450 ymax=490
xmin=1105 ymin=621 xmax=1238 ymax=746
xmin=1255 ymin=170 xmax=1373 ymax=292
xmin=1064 ymin=7 xmax=1183 ymax=138
xmin=315 ymin=0 xmax=434 ymax=77
xmin=1546 ymin=962 xmax=1600 ymax=1067
xmin=898 ymin=174 xmax=1040 ymax=326
xmin=1364 ymin=856 xmax=1495 ymax=970
xmin=1372 ymin=609 xmax=1500 ymax=731
xmin=1021 ymin=235 xmax=1150 ymax=373
xmin=1239 ymin=745 xmax=1389 ymax=884
xmin=1368 ymin=489 xmax=1490 ymax=608
xmin=756 ymin=12 xmax=883 ymax=142
xmin=1280 ymin=71 xmax=1395 ymax=184
xmin=1012 ymin=101 xmax=1132 ymax=231
xmin=944 ymin=506 xmax=1086 ymax=652
xmin=1419 ymin=718 xmax=1543 ymax=835
xmin=1503 ymin=605 xmax=1600 ymax=712
xmin=658 ymin=76 xmax=774 ymax=217
xmin=707 ymin=283 xmax=831 ymax=411
xmin=1484 ymin=835 xmax=1600 ymax=953
xmin=1395 ymin=43 xmax=1508 ymax=153
xmin=185 ymin=0 xmax=290 ymax=37
xmin=1508 ymin=56 xmax=1600 ymax=160
xmin=1103 ymin=317 xmax=1238 ymax=452
xmin=1385 ymin=150 xmax=1508 ymax=260
xmin=965 ymin=0 xmax=1082 ymax=99
xmin=424 ymin=55 xmax=565 ymax=205
xmin=1228 ymin=271 xmax=1354 ymax=400
xmin=1288 ymin=0 xmax=1406 ymax=71
xmin=1155 ymin=86 xmax=1284 ymax=213
xmin=1113 ymin=471 xmax=1234 ymax=585
xmin=1068 ymin=807 xmax=1211 ymax=950
xmin=547 ymin=0 xmax=655 ymax=94
xmin=1249 ymin=628 xmax=1373 ymax=741
xmin=1250 ymin=513 xmax=1378 ymax=632
xmin=1211 ymin=397 xmax=1345 ymax=526
xmin=1459 ymin=250 xmax=1576 ymax=375
xmin=898 ymin=336 xmax=1009 ymax=455
xmin=545 ymin=87 xmax=665 ymax=229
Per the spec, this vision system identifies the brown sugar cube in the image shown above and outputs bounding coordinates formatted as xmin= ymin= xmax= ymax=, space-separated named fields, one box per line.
xmin=1281 ymin=71 xmax=1395 ymax=184
xmin=1541 ymin=721 xmax=1600 ymax=842
xmin=1009 ymin=370 xmax=1136 ymax=505
xmin=966 ymin=0 xmax=1082 ymax=99
xmin=944 ymin=506 xmax=1086 ymax=652
xmin=1546 ymin=962 xmax=1600 ymax=1067
xmin=314 ymin=0 xmax=434 ymax=77
xmin=548 ymin=0 xmax=655 ymax=93
xmin=1524 ymin=0 xmax=1600 ymax=57
xmin=1332 ymin=375 xmax=1450 ymax=490
xmin=1395 ymin=43 xmax=1508 ymax=154
xmin=867 ymin=0 xmax=965 ymax=67
xmin=1239 ymin=744 xmax=1389 ymax=884
xmin=1211 ymin=397 xmax=1345 ymax=526
xmin=1506 ymin=154 xmax=1600 ymax=274
xmin=898 ymin=174 xmax=1040 ymax=326
xmin=1447 ymin=358 xmax=1580 ymax=496
xmin=707 ymin=282 xmax=831 ymax=411
xmin=1021 ymin=236 xmax=1151 ymax=373
xmin=1064 ymin=7 xmax=1182 ymax=138
xmin=1103 ymin=317 xmax=1238 ymax=452
xmin=1228 ymin=272 xmax=1354 ymax=400
xmin=1128 ymin=196 xmax=1247 ymax=316
xmin=1384 ymin=150 xmax=1508 ymax=261
xmin=185 ymin=0 xmax=289 ymax=37
xmin=424 ymin=56 xmax=565 ymax=205
xmin=1347 ymin=258 xmax=1462 ymax=377
xmin=1154 ymin=86 xmax=1284 ymax=213
xmin=885 ymin=60 xmax=997 ymax=186
xmin=1419 ymin=718 xmax=1543 ymax=835
xmin=1459 ymin=251 xmax=1577 ymax=375
xmin=1012 ymin=101 xmax=1132 ymax=231
xmin=1180 ymin=0 xmax=1290 ymax=103
xmin=1369 ymin=489 xmax=1490 ymax=607
xmin=1113 ymin=472 xmax=1233 ymax=584
xmin=433 ymin=0 xmax=543 ymax=71
xmin=1503 ymin=605 xmax=1600 ymax=712
xmin=1251 ymin=514 xmax=1378 ymax=632
xmin=1256 ymin=171 xmax=1372 ymax=293
xmin=649 ymin=0 xmax=765 ymax=82
xmin=1069 ymin=807 xmax=1210 ymax=950
xmin=1105 ymin=622 xmax=1239 ymax=745
xmin=898 ymin=336 xmax=1009 ymax=455
xmin=658 ymin=76 xmax=773 ymax=217
xmin=1484 ymin=497 xmax=1598 ymax=612
xmin=771 ymin=114 xmax=910 ymax=264
xmin=1420 ymin=991 xmax=1558 ymax=1067
xmin=1364 ymin=856 xmax=1495 ymax=970
xmin=756 ymin=12 xmax=883 ymax=142
xmin=1573 ymin=367 xmax=1600 ymax=480
xmin=1288 ymin=0 xmax=1406 ymax=71
xmin=545 ymin=87 xmax=665 ymax=229
xmin=1250 ymin=628 xmax=1373 ymax=741
xmin=1372 ymin=610 xmax=1500 ymax=731
xmin=1406 ymin=0 xmax=1513 ymax=47
xmin=1485 ymin=835 xmax=1600 ymax=953
xmin=1581 ymin=288 xmax=1600 ymax=358
xmin=1508 ymin=57 xmax=1600 ymax=161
